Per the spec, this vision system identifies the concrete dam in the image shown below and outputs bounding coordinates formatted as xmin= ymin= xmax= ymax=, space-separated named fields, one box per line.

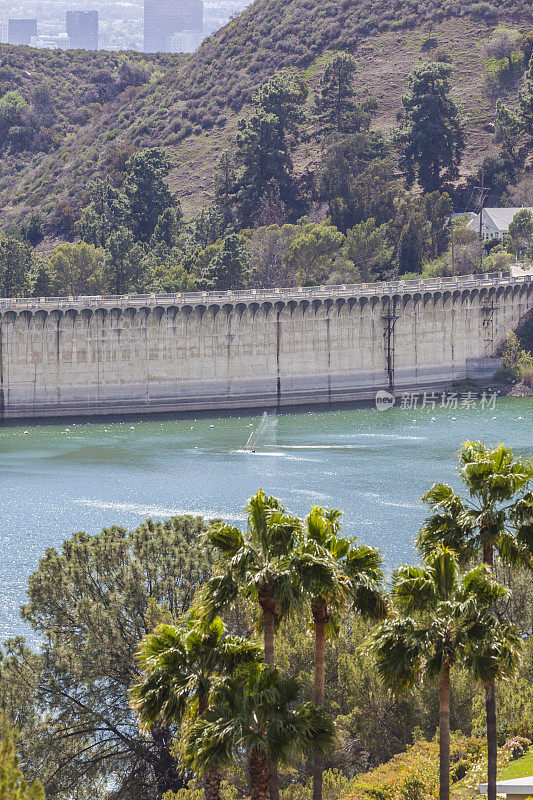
xmin=0 ymin=273 xmax=532 ymax=419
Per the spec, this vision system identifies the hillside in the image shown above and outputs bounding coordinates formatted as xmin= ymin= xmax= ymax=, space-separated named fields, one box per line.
xmin=0 ymin=0 xmax=531 ymax=229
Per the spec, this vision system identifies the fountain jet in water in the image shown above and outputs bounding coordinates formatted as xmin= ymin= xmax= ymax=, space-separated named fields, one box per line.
xmin=245 ymin=412 xmax=278 ymax=450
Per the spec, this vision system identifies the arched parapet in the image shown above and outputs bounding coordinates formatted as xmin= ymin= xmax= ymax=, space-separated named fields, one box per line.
xmin=285 ymin=299 xmax=298 ymax=316
xmin=205 ymin=303 xmax=220 ymax=319
xmin=63 ymin=309 xmax=79 ymax=329
xmin=91 ymin=307 xmax=107 ymax=325
xmin=220 ymin=302 xmax=234 ymax=318
xmin=2 ymin=310 xmax=17 ymax=325
xmin=260 ymin=301 xmax=273 ymax=317
xmin=34 ymin=309 xmax=48 ymax=327
xmin=18 ymin=309 xmax=33 ymax=327
xmin=150 ymin=305 xmax=167 ymax=324
xmin=297 ymin=299 xmax=310 ymax=316
xmin=313 ymin=300 xmax=330 ymax=319
xmin=334 ymin=297 xmax=346 ymax=314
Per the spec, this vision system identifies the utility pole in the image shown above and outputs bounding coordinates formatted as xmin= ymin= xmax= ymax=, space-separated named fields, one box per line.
xmin=475 ymin=169 xmax=489 ymax=271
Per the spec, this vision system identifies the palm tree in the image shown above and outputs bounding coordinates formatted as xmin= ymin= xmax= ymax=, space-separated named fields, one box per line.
xmin=183 ymin=662 xmax=335 ymax=800
xmin=296 ymin=507 xmax=387 ymax=800
xmin=418 ymin=441 xmax=533 ymax=800
xmin=371 ymin=546 xmax=521 ymax=800
xmin=205 ymin=489 xmax=302 ymax=666
xmin=205 ymin=489 xmax=308 ymax=800
xmin=130 ymin=613 xmax=262 ymax=800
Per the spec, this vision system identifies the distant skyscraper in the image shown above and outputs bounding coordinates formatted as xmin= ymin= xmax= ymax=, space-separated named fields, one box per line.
xmin=66 ymin=10 xmax=98 ymax=50
xmin=8 ymin=18 xmax=37 ymax=45
xmin=168 ymin=28 xmax=203 ymax=52
xmin=144 ymin=0 xmax=203 ymax=53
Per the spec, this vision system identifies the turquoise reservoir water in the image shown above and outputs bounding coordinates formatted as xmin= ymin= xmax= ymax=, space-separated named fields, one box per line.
xmin=0 ymin=398 xmax=532 ymax=641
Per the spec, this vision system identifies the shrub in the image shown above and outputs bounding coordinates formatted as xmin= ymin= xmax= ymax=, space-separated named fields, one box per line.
xmin=522 ymin=369 xmax=533 ymax=389
xmin=503 ymin=736 xmax=531 ymax=761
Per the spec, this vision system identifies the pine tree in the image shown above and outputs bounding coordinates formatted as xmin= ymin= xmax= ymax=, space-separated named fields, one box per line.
xmin=495 ymin=100 xmax=521 ymax=159
xmin=31 ymin=262 xmax=52 ymax=298
xmin=3 ymin=517 xmax=214 ymax=800
xmin=200 ymin=233 xmax=250 ymax=290
xmin=314 ymin=52 xmax=364 ymax=134
xmin=399 ymin=62 xmax=465 ymax=192
xmin=123 ymin=148 xmax=176 ymax=242
xmin=234 ymin=72 xmax=307 ymax=225
xmin=397 ymin=214 xmax=428 ymax=274
xmin=0 ymin=716 xmax=44 ymax=800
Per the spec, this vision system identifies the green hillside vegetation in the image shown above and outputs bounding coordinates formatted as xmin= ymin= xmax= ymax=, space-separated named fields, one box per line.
xmin=0 ymin=0 xmax=531 ymax=299
xmin=0 ymin=0 xmax=531 ymax=228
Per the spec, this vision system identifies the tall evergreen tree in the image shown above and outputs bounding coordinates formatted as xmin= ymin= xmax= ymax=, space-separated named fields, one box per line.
xmin=123 ymin=149 xmax=176 ymax=242
xmin=0 ymin=237 xmax=32 ymax=297
xmin=399 ymin=62 xmax=465 ymax=192
xmin=104 ymin=226 xmax=145 ymax=294
xmin=76 ymin=177 xmax=127 ymax=248
xmin=424 ymin=191 xmax=453 ymax=258
xmin=314 ymin=52 xmax=364 ymax=134
xmin=3 ymin=517 xmax=214 ymax=800
xmin=0 ymin=716 xmax=44 ymax=800
xmin=200 ymin=233 xmax=250 ymax=290
xmin=234 ymin=72 xmax=307 ymax=225
xmin=397 ymin=214 xmax=428 ymax=274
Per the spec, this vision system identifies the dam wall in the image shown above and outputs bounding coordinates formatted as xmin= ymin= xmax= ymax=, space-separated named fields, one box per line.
xmin=0 ymin=273 xmax=532 ymax=419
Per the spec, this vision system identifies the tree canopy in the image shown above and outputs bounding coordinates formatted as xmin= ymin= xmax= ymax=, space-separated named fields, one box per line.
xmin=2 ymin=517 xmax=213 ymax=800
xmin=398 ymin=62 xmax=465 ymax=192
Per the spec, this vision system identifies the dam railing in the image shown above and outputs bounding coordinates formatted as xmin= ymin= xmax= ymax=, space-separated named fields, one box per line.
xmin=0 ymin=271 xmax=531 ymax=311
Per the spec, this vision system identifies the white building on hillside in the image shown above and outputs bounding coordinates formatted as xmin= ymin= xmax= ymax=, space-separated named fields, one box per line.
xmin=466 ymin=207 xmax=533 ymax=243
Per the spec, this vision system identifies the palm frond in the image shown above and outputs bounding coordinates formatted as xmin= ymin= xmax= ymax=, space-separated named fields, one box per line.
xmin=206 ymin=523 xmax=245 ymax=556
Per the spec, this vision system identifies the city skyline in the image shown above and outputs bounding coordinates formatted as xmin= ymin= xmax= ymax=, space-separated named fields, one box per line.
xmin=0 ymin=0 xmax=248 ymax=50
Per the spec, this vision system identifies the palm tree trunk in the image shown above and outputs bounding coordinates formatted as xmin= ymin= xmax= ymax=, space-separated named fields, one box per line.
xmin=485 ymin=681 xmax=497 ymax=800
xmin=312 ymin=609 xmax=327 ymax=800
xmin=483 ymin=543 xmax=497 ymax=800
xmin=203 ymin=768 xmax=221 ymax=800
xmin=439 ymin=665 xmax=450 ymax=800
xmin=263 ymin=609 xmax=275 ymax=666
xmin=199 ymin=687 xmax=222 ymax=800
xmin=249 ymin=750 xmax=271 ymax=800
xmin=262 ymin=607 xmax=278 ymax=800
